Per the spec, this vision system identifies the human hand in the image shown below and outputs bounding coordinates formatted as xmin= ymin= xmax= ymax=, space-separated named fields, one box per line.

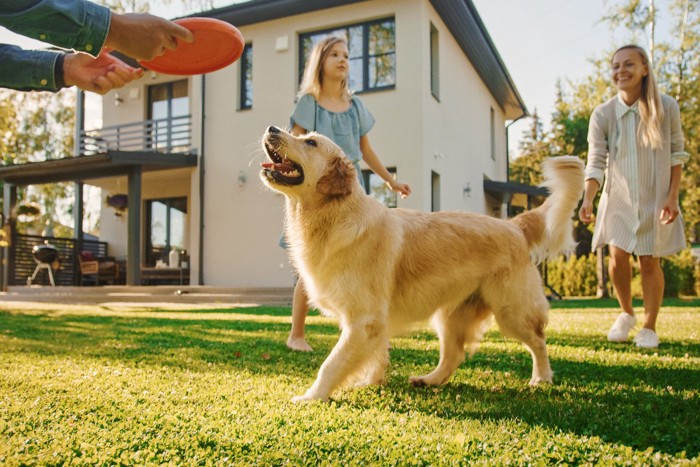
xmin=105 ymin=12 xmax=194 ymax=61
xmin=63 ymin=51 xmax=143 ymax=94
xmin=659 ymin=196 xmax=680 ymax=225
xmin=578 ymin=199 xmax=595 ymax=223
xmin=387 ymin=180 xmax=412 ymax=199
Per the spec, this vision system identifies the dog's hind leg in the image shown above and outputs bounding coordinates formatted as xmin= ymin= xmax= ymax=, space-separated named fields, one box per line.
xmin=487 ymin=268 xmax=553 ymax=385
xmin=292 ymin=317 xmax=388 ymax=402
xmin=409 ymin=300 xmax=490 ymax=387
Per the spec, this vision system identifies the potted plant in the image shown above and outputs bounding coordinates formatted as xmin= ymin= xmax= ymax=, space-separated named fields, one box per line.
xmin=106 ymin=194 xmax=128 ymax=216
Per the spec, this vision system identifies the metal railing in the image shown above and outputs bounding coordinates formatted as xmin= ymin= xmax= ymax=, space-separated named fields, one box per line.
xmin=9 ymin=234 xmax=109 ymax=286
xmin=80 ymin=115 xmax=193 ymax=155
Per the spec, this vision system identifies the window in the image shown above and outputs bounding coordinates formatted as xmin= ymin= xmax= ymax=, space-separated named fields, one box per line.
xmin=148 ymin=80 xmax=189 ymax=152
xmin=239 ymin=43 xmax=253 ymax=109
xmin=430 ymin=23 xmax=439 ymax=99
xmin=490 ymin=107 xmax=496 ymax=160
xmin=145 ymin=197 xmax=187 ymax=266
xmin=299 ymin=17 xmax=396 ymax=93
xmin=431 ymin=170 xmax=440 ymax=212
xmin=361 ymin=168 xmax=398 ymax=207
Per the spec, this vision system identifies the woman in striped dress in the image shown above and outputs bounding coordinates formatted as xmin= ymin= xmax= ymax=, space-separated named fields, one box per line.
xmin=579 ymin=45 xmax=689 ymax=348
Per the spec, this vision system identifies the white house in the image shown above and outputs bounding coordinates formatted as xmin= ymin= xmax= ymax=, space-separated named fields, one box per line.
xmin=0 ymin=0 xmax=534 ymax=289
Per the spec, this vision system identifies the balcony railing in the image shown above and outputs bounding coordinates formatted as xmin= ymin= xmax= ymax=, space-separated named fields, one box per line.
xmin=80 ymin=115 xmax=193 ymax=155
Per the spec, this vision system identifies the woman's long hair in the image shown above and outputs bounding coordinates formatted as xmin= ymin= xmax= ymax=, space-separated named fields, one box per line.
xmin=613 ymin=45 xmax=664 ymax=149
xmin=297 ymin=36 xmax=351 ymax=101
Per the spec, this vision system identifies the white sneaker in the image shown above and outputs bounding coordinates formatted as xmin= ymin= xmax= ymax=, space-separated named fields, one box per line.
xmin=607 ymin=312 xmax=637 ymax=342
xmin=633 ymin=328 xmax=659 ymax=348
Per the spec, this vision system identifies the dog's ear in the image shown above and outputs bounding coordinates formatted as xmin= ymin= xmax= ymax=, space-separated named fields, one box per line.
xmin=316 ymin=156 xmax=355 ymax=197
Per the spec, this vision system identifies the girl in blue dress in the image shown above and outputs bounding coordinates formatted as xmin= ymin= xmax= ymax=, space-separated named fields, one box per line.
xmin=285 ymin=36 xmax=411 ymax=351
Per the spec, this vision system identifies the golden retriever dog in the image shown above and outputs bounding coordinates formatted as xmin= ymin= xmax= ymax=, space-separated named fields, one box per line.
xmin=260 ymin=126 xmax=584 ymax=402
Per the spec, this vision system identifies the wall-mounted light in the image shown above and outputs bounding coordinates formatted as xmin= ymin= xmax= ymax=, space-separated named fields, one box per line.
xmin=463 ymin=182 xmax=471 ymax=197
xmin=238 ymin=170 xmax=247 ymax=187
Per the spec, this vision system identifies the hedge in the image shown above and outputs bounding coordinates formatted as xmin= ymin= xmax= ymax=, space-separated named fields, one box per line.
xmin=544 ymin=249 xmax=699 ymax=298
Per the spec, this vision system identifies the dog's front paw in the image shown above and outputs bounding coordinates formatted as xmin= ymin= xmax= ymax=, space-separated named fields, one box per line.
xmin=528 ymin=375 xmax=553 ymax=386
xmin=408 ymin=376 xmax=429 ymax=387
xmin=291 ymin=392 xmax=329 ymax=403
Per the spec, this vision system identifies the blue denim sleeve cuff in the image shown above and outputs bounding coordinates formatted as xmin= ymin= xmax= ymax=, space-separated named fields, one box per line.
xmin=0 ymin=45 xmax=64 ymax=92
xmin=72 ymin=1 xmax=111 ymax=57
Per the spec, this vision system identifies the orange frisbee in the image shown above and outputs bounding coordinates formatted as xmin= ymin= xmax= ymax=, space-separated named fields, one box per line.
xmin=139 ymin=17 xmax=245 ymax=75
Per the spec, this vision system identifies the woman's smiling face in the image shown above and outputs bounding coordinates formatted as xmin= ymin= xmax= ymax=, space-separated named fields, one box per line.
xmin=611 ymin=48 xmax=648 ymax=94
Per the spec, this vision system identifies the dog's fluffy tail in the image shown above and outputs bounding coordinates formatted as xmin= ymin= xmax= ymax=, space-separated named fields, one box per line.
xmin=511 ymin=156 xmax=585 ymax=263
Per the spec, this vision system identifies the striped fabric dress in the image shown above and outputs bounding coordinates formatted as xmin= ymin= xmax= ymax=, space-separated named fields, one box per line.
xmin=603 ymin=96 xmax=656 ymax=255
xmin=586 ymin=93 xmax=689 ymax=258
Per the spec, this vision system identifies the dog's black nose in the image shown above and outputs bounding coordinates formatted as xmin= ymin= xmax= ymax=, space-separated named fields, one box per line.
xmin=268 ymin=126 xmax=280 ymax=134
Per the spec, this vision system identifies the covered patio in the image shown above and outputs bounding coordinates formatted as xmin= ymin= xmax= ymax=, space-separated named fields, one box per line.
xmin=0 ymin=111 xmax=197 ymax=289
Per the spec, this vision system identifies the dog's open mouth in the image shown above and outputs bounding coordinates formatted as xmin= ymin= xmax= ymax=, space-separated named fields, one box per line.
xmin=261 ymin=141 xmax=304 ymax=186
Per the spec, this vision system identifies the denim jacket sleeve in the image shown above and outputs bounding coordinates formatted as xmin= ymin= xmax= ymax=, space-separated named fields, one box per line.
xmin=0 ymin=0 xmax=111 ymax=92
xmin=0 ymin=0 xmax=111 ymax=56
xmin=0 ymin=44 xmax=65 ymax=91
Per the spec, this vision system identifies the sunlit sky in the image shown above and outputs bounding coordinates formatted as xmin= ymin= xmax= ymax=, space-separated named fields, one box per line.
xmin=1 ymin=0 xmax=674 ymax=156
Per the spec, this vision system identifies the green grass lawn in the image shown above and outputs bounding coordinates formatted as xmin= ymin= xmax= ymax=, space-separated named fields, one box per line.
xmin=1 ymin=299 xmax=698 ymax=465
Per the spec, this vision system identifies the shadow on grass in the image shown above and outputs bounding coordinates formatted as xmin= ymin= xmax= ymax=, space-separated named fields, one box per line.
xmin=0 ymin=309 xmax=339 ymax=374
xmin=346 ymin=344 xmax=700 ymax=458
xmin=2 ymin=307 xmax=698 ymax=458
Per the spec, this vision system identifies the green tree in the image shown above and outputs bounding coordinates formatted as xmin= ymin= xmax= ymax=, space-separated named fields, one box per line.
xmin=509 ymin=109 xmax=550 ymax=186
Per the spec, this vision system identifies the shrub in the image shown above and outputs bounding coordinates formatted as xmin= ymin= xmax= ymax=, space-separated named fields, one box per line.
xmin=545 ymin=249 xmax=700 ymax=298
xmin=661 ymin=249 xmax=697 ymax=297
xmin=544 ymin=253 xmax=598 ymax=297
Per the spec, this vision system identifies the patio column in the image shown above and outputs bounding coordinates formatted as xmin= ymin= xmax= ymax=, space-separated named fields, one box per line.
xmin=127 ymin=167 xmax=142 ymax=285
xmin=74 ymin=182 xmax=84 ymax=284
xmin=1 ymin=184 xmax=17 ymax=291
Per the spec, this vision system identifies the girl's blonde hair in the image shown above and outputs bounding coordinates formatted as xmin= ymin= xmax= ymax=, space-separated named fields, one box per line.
xmin=298 ymin=36 xmax=351 ymax=101
xmin=613 ymin=45 xmax=664 ymax=149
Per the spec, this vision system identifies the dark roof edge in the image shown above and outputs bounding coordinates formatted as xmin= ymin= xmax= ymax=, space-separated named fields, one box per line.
xmin=461 ymin=0 xmax=527 ymax=118
xmin=184 ymin=0 xmax=367 ymax=26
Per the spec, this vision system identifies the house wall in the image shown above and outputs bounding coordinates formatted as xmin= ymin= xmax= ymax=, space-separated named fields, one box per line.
xmin=422 ymin=2 xmax=508 ymax=215
xmin=97 ymin=0 xmax=517 ymax=287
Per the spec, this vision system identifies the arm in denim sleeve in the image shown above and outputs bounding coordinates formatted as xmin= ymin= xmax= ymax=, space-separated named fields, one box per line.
xmin=0 ymin=44 xmax=65 ymax=91
xmin=0 ymin=0 xmax=111 ymax=57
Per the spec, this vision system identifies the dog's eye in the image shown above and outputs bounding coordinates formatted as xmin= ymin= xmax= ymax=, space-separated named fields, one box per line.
xmin=305 ymin=139 xmax=317 ymax=147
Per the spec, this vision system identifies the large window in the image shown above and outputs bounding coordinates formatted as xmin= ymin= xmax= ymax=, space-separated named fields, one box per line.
xmin=361 ymin=168 xmax=398 ymax=208
xmin=148 ymin=80 xmax=189 ymax=151
xmin=239 ymin=43 xmax=253 ymax=109
xmin=145 ymin=197 xmax=187 ymax=266
xmin=299 ymin=17 xmax=396 ymax=93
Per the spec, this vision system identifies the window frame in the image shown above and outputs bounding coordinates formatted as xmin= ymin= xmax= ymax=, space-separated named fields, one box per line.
xmin=361 ymin=167 xmax=398 ymax=208
xmin=145 ymin=196 xmax=188 ymax=267
xmin=490 ymin=107 xmax=496 ymax=160
xmin=430 ymin=22 xmax=439 ymax=100
xmin=298 ymin=17 xmax=396 ymax=94
xmin=239 ymin=43 xmax=253 ymax=110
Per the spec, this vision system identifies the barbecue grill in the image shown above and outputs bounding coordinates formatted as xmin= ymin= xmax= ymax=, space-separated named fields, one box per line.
xmin=27 ymin=241 xmax=59 ymax=286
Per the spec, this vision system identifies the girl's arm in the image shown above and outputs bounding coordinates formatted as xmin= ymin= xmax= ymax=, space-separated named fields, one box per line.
xmin=359 ymin=135 xmax=411 ymax=198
